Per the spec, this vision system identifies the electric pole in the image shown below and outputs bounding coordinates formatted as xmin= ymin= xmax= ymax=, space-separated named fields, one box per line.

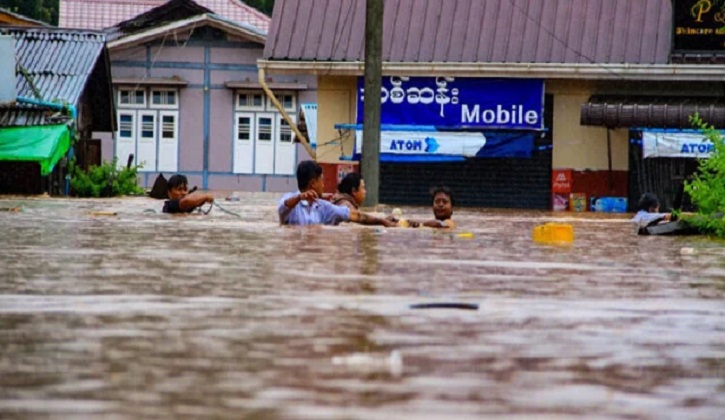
xmin=362 ymin=0 xmax=383 ymax=207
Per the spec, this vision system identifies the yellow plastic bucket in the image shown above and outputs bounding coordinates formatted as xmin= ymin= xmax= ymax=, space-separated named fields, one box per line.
xmin=532 ymin=223 xmax=574 ymax=244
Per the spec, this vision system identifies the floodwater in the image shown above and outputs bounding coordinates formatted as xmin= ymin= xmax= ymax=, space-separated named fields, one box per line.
xmin=0 ymin=194 xmax=723 ymax=419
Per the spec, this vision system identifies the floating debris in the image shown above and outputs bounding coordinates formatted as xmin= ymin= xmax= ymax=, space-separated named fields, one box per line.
xmin=332 ymin=350 xmax=403 ymax=377
xmin=90 ymin=211 xmax=117 ymax=216
xmin=410 ymin=302 xmax=479 ymax=310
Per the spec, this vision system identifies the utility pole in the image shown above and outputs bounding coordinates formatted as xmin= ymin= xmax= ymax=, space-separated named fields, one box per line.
xmin=362 ymin=0 xmax=383 ymax=207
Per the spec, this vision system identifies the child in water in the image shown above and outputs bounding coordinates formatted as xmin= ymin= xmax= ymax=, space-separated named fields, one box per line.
xmin=632 ymin=192 xmax=671 ymax=234
xmin=400 ymin=185 xmax=456 ymax=228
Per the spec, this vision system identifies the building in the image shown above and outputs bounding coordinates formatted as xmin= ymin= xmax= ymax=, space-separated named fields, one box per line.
xmin=0 ymin=26 xmax=114 ymax=194
xmin=61 ymin=0 xmax=317 ymax=192
xmin=261 ymin=0 xmax=725 ymax=209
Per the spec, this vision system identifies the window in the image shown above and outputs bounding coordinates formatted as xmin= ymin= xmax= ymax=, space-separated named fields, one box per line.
xmin=258 ymin=117 xmax=272 ymax=141
xmin=237 ymin=116 xmax=251 ymax=141
xmin=279 ymin=119 xmax=292 ymax=143
xmin=151 ymin=89 xmax=177 ymax=107
xmin=118 ymin=89 xmax=145 ymax=107
xmin=236 ymin=91 xmax=265 ymax=110
xmin=273 ymin=93 xmax=295 ymax=111
xmin=141 ymin=114 xmax=155 ymax=138
xmin=161 ymin=115 xmax=176 ymax=139
xmin=115 ymin=86 xmax=179 ymax=172
xmin=119 ymin=114 xmax=133 ymax=138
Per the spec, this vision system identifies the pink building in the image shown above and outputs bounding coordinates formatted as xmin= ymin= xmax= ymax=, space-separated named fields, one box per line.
xmin=60 ymin=0 xmax=317 ymax=191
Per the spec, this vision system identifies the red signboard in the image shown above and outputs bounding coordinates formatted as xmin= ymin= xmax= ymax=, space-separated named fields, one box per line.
xmin=552 ymin=169 xmax=572 ymax=194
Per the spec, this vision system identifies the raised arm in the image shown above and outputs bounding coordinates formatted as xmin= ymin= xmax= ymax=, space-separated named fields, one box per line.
xmin=179 ymin=192 xmax=214 ymax=211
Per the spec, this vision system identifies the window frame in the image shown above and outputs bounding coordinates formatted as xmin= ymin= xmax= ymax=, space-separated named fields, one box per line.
xmin=235 ymin=90 xmax=266 ymax=111
xmin=149 ymin=88 xmax=179 ymax=109
xmin=117 ymin=88 xmax=147 ymax=108
xmin=269 ymin=91 xmax=296 ymax=112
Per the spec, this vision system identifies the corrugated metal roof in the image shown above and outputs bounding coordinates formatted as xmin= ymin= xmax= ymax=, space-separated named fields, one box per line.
xmin=265 ymin=0 xmax=672 ymax=65
xmin=0 ymin=105 xmax=72 ymax=127
xmin=0 ymin=27 xmax=112 ymax=128
xmin=59 ymin=0 xmax=270 ymax=33
xmin=2 ymin=27 xmax=106 ymax=106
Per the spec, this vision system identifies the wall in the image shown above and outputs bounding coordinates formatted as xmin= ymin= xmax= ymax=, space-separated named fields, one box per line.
xmin=316 ymin=76 xmax=357 ymax=163
xmin=548 ymin=80 xmax=629 ymax=171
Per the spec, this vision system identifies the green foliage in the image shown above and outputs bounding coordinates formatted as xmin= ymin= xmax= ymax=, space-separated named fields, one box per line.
xmin=0 ymin=0 xmax=59 ymax=25
xmin=681 ymin=114 xmax=725 ymax=236
xmin=244 ymin=0 xmax=275 ymax=16
xmin=70 ymin=159 xmax=144 ymax=198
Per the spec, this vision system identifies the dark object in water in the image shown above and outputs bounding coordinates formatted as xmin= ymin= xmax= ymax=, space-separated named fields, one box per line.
xmin=410 ymin=302 xmax=479 ymax=310
xmin=644 ymin=220 xmax=698 ymax=236
xmin=148 ymin=173 xmax=167 ymax=199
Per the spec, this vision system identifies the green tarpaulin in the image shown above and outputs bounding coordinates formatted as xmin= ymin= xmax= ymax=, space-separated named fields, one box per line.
xmin=0 ymin=125 xmax=71 ymax=176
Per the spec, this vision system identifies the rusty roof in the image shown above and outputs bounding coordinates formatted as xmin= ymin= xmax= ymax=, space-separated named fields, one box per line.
xmin=264 ymin=0 xmax=672 ymax=65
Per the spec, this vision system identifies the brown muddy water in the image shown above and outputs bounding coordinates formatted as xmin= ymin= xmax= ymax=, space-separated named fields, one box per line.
xmin=0 ymin=194 xmax=723 ymax=419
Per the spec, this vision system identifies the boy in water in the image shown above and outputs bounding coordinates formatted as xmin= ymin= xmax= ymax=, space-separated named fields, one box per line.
xmin=279 ymin=160 xmax=395 ymax=227
xmin=632 ymin=192 xmax=671 ymax=234
xmin=162 ymin=174 xmax=215 ymax=214
xmin=404 ymin=185 xmax=456 ymax=228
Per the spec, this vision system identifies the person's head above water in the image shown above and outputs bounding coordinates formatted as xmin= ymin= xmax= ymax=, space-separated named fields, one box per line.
xmin=337 ymin=172 xmax=366 ymax=205
xmin=430 ymin=185 xmax=454 ymax=221
xmin=167 ymin=174 xmax=189 ymax=200
xmin=637 ymin=192 xmax=660 ymax=213
xmin=296 ymin=160 xmax=324 ymax=195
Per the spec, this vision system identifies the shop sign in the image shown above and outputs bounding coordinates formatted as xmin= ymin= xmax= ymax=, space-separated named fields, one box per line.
xmin=354 ymin=130 xmax=534 ymax=162
xmin=357 ymin=76 xmax=544 ymax=130
xmin=642 ymin=131 xmax=715 ymax=158
xmin=673 ymin=0 xmax=725 ymax=52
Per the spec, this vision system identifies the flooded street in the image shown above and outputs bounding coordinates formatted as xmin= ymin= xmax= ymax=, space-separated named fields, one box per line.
xmin=0 ymin=194 xmax=723 ymax=419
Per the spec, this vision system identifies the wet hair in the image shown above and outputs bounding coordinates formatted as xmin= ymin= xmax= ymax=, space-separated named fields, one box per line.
xmin=338 ymin=172 xmax=363 ymax=196
xmin=430 ymin=185 xmax=455 ymax=206
xmin=296 ymin=160 xmax=322 ymax=191
xmin=637 ymin=192 xmax=660 ymax=212
xmin=167 ymin=174 xmax=188 ymax=192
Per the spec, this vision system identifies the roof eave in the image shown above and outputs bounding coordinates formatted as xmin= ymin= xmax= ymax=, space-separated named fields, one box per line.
xmin=258 ymin=61 xmax=725 ymax=81
xmin=108 ymin=14 xmax=266 ymax=51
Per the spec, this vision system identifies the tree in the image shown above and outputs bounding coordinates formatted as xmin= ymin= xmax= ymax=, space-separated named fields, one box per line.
xmin=681 ymin=114 xmax=725 ymax=237
xmin=244 ymin=0 xmax=275 ymax=16
xmin=0 ymin=0 xmax=59 ymax=25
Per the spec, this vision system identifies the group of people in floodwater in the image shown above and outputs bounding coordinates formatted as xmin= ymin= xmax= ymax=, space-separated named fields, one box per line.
xmin=159 ymin=159 xmax=678 ymax=235
xmin=160 ymin=160 xmax=455 ymax=229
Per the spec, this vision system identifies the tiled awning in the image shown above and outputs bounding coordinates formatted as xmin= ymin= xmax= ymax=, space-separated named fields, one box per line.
xmin=581 ymin=96 xmax=725 ymax=129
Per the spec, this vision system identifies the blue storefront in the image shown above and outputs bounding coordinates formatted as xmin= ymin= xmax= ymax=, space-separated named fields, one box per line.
xmin=351 ymin=76 xmax=553 ymax=208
